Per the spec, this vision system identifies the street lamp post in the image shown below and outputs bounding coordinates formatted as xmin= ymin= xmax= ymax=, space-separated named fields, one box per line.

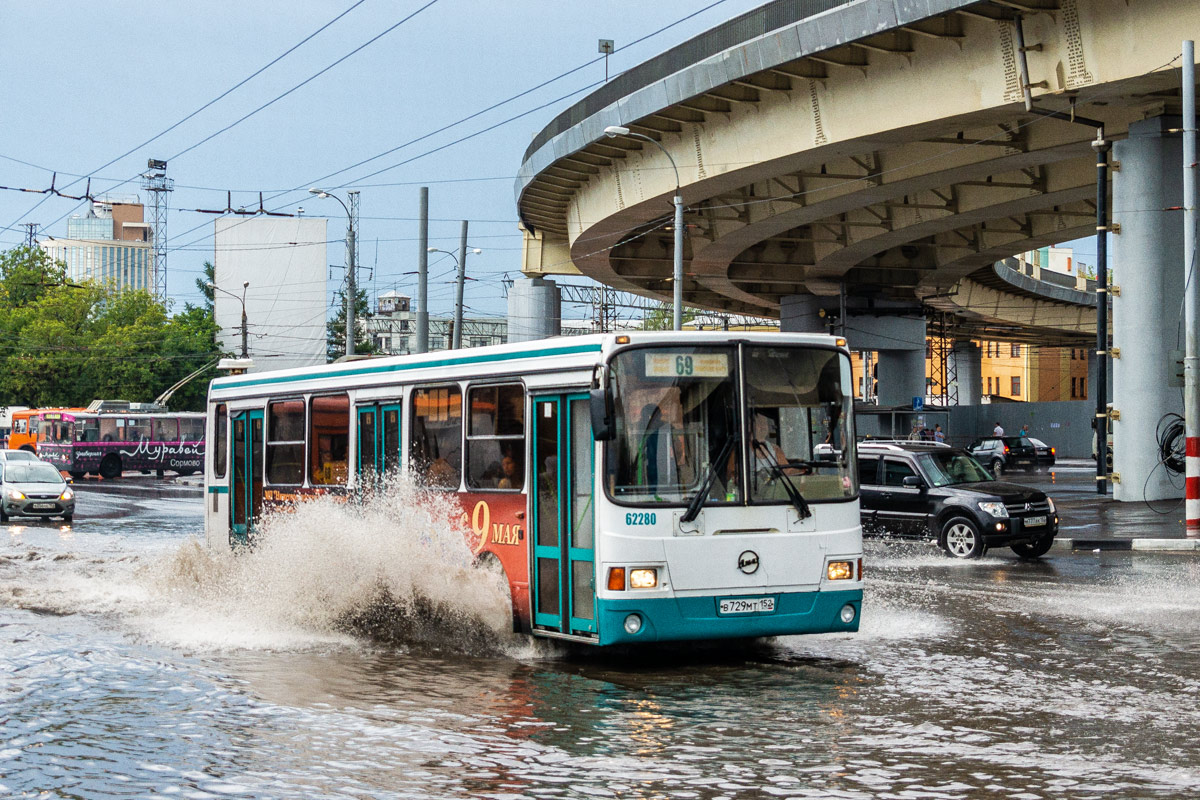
xmin=309 ymin=187 xmax=357 ymax=357
xmin=604 ymin=125 xmax=684 ymax=331
xmin=428 ymin=240 xmax=482 ymax=349
xmin=207 ymin=279 xmax=250 ymax=358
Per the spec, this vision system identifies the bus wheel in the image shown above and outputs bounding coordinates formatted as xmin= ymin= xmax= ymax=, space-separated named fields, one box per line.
xmin=475 ymin=552 xmax=518 ymax=634
xmin=99 ymin=455 xmax=122 ymax=480
xmin=19 ymin=445 xmax=34 ymax=453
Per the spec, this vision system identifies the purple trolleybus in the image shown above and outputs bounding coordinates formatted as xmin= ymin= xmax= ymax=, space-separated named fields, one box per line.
xmin=37 ymin=408 xmax=205 ymax=479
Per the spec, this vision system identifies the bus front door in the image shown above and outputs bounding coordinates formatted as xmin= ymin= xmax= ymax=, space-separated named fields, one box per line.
xmin=231 ymin=409 xmax=263 ymax=545
xmin=531 ymin=395 xmax=596 ymax=638
xmin=356 ymin=403 xmax=402 ymax=479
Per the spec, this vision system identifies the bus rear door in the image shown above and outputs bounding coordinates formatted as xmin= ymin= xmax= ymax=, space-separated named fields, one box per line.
xmin=531 ymin=394 xmax=596 ymax=638
xmin=231 ymin=409 xmax=263 ymax=544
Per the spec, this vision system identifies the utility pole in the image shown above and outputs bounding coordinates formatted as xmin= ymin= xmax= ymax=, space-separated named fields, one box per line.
xmin=416 ymin=187 xmax=429 ymax=353
xmin=22 ymin=223 xmax=38 ymax=249
xmin=1182 ymin=40 xmax=1198 ymax=534
xmin=1093 ymin=129 xmax=1111 ymax=496
xmin=346 ymin=190 xmax=359 ymax=358
xmin=453 ymin=220 xmax=469 ymax=349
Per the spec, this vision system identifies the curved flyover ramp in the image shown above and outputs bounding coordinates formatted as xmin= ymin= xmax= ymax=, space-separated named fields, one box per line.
xmin=516 ymin=0 xmax=1191 ymax=341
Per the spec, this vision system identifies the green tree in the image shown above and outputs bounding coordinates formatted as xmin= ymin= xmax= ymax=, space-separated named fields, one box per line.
xmin=0 ymin=246 xmax=222 ymax=410
xmin=641 ymin=303 xmax=697 ymax=331
xmin=326 ymin=286 xmax=377 ymax=361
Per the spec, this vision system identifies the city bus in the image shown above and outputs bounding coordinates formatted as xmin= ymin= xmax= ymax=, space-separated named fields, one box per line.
xmin=7 ymin=408 xmax=86 ymax=452
xmin=203 ymin=332 xmax=863 ymax=646
xmin=36 ymin=410 xmax=206 ymax=479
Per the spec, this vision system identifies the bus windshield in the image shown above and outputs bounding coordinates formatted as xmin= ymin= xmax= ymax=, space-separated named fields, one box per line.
xmin=606 ymin=344 xmax=855 ymax=506
xmin=608 ymin=346 xmax=739 ymax=505
xmin=745 ymin=345 xmax=856 ymax=504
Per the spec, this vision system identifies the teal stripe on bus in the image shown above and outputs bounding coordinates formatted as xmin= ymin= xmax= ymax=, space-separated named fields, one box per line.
xmin=212 ymin=343 xmax=604 ymax=391
xmin=207 ymin=485 xmax=229 ymax=494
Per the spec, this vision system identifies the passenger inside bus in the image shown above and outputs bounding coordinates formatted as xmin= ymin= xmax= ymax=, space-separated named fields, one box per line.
xmin=497 ymin=450 xmax=523 ymax=490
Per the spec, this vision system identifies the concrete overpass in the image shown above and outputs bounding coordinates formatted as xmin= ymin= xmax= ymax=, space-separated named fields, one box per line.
xmin=514 ymin=0 xmax=1198 ymax=501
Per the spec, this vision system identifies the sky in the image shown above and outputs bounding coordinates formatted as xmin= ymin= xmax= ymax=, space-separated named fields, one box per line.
xmin=0 ymin=0 xmax=1100 ymax=325
xmin=0 ymin=0 xmax=773 ymax=322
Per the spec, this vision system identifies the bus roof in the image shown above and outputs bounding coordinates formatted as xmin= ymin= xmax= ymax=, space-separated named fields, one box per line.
xmin=208 ymin=331 xmax=847 ymax=399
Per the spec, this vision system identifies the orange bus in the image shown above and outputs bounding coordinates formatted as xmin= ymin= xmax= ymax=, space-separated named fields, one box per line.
xmin=7 ymin=408 xmax=87 ymax=452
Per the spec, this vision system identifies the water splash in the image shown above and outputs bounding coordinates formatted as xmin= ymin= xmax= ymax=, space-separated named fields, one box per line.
xmin=139 ymin=477 xmax=522 ymax=654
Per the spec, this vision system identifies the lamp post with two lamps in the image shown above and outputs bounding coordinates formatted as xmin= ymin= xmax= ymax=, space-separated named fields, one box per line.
xmin=207 ymin=280 xmax=250 ymax=358
xmin=309 ymin=187 xmax=359 ymax=357
xmin=428 ymin=234 xmax=481 ymax=349
xmin=603 ymin=125 xmax=684 ymax=331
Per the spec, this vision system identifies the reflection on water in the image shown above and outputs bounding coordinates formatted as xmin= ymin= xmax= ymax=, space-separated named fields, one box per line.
xmin=2 ymin=490 xmax=1200 ymax=797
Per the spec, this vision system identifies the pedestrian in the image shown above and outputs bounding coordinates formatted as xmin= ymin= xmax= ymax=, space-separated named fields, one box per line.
xmin=934 ymin=424 xmax=945 ymax=444
xmin=1018 ymin=424 xmax=1028 ymax=437
xmin=993 ymin=421 xmax=1005 ymax=436
xmin=908 ymin=422 xmax=921 ymax=441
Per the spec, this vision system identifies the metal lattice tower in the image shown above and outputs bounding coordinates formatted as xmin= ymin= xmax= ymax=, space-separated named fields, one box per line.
xmin=142 ymin=159 xmax=173 ymax=300
xmin=22 ymin=223 xmax=39 ymax=249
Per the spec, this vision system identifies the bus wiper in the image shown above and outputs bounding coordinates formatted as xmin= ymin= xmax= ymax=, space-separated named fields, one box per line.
xmin=681 ymin=435 xmax=736 ymax=523
xmin=754 ymin=440 xmax=812 ymax=520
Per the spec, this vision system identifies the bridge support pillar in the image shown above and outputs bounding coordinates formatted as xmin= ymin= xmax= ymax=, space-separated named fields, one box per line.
xmin=779 ymin=294 xmax=828 ymax=333
xmin=507 ymin=277 xmax=561 ymax=343
xmin=1111 ymin=116 xmax=1184 ymax=501
xmin=780 ymin=295 xmax=926 ymax=407
xmin=951 ymin=341 xmax=982 ymax=406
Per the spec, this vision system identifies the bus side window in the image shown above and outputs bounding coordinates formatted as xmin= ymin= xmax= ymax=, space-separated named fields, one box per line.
xmin=214 ymin=405 xmax=228 ymax=479
xmin=100 ymin=417 xmax=120 ymax=442
xmin=411 ymin=385 xmax=462 ymax=490
xmin=309 ymin=394 xmax=350 ymax=486
xmin=466 ymin=384 xmax=525 ymax=491
xmin=266 ymin=400 xmax=305 ymax=485
xmin=154 ymin=418 xmax=180 ymax=443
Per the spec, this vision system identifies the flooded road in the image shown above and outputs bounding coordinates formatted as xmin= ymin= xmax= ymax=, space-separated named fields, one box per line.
xmin=3 ymin=480 xmax=1199 ymax=798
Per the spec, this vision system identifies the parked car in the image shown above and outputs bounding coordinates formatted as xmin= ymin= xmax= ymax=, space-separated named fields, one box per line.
xmin=966 ymin=436 xmax=1038 ymax=475
xmin=0 ymin=460 xmax=75 ymax=523
xmin=1028 ymin=437 xmax=1056 ymax=469
xmin=857 ymin=442 xmax=1058 ymax=559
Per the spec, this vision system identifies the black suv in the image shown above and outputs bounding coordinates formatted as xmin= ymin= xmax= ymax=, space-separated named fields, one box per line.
xmin=857 ymin=442 xmax=1058 ymax=559
xmin=966 ymin=436 xmax=1038 ymax=475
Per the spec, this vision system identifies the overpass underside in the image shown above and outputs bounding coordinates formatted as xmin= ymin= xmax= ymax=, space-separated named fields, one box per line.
xmin=517 ymin=0 xmax=1194 ymax=347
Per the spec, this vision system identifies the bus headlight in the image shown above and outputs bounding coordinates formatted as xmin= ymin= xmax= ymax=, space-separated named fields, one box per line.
xmin=827 ymin=561 xmax=854 ymax=581
xmin=60 ymin=489 xmax=74 ymax=502
xmin=629 ymin=568 xmax=658 ymax=589
xmin=7 ymin=490 xmax=24 ymax=501
xmin=623 ymin=614 xmax=643 ymax=634
xmin=840 ymin=604 xmax=857 ymax=624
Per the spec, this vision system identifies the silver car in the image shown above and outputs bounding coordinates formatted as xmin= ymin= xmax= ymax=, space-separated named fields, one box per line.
xmin=0 ymin=449 xmax=40 ymax=463
xmin=1 ymin=460 xmax=74 ymax=523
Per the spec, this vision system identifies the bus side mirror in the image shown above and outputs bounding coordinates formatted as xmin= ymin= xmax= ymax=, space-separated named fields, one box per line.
xmin=590 ymin=387 xmax=614 ymax=441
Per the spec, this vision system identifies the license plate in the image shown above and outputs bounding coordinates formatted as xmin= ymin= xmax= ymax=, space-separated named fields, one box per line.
xmin=30 ymin=503 xmax=54 ymax=510
xmin=1025 ymin=515 xmax=1047 ymax=527
xmin=718 ymin=597 xmax=776 ymax=615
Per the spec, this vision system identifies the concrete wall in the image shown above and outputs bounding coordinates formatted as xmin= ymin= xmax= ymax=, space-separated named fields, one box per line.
xmin=856 ymin=401 xmax=1095 ymax=459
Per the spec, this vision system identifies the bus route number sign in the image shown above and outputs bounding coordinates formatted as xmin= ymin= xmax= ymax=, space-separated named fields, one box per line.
xmin=645 ymin=353 xmax=729 ymax=379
